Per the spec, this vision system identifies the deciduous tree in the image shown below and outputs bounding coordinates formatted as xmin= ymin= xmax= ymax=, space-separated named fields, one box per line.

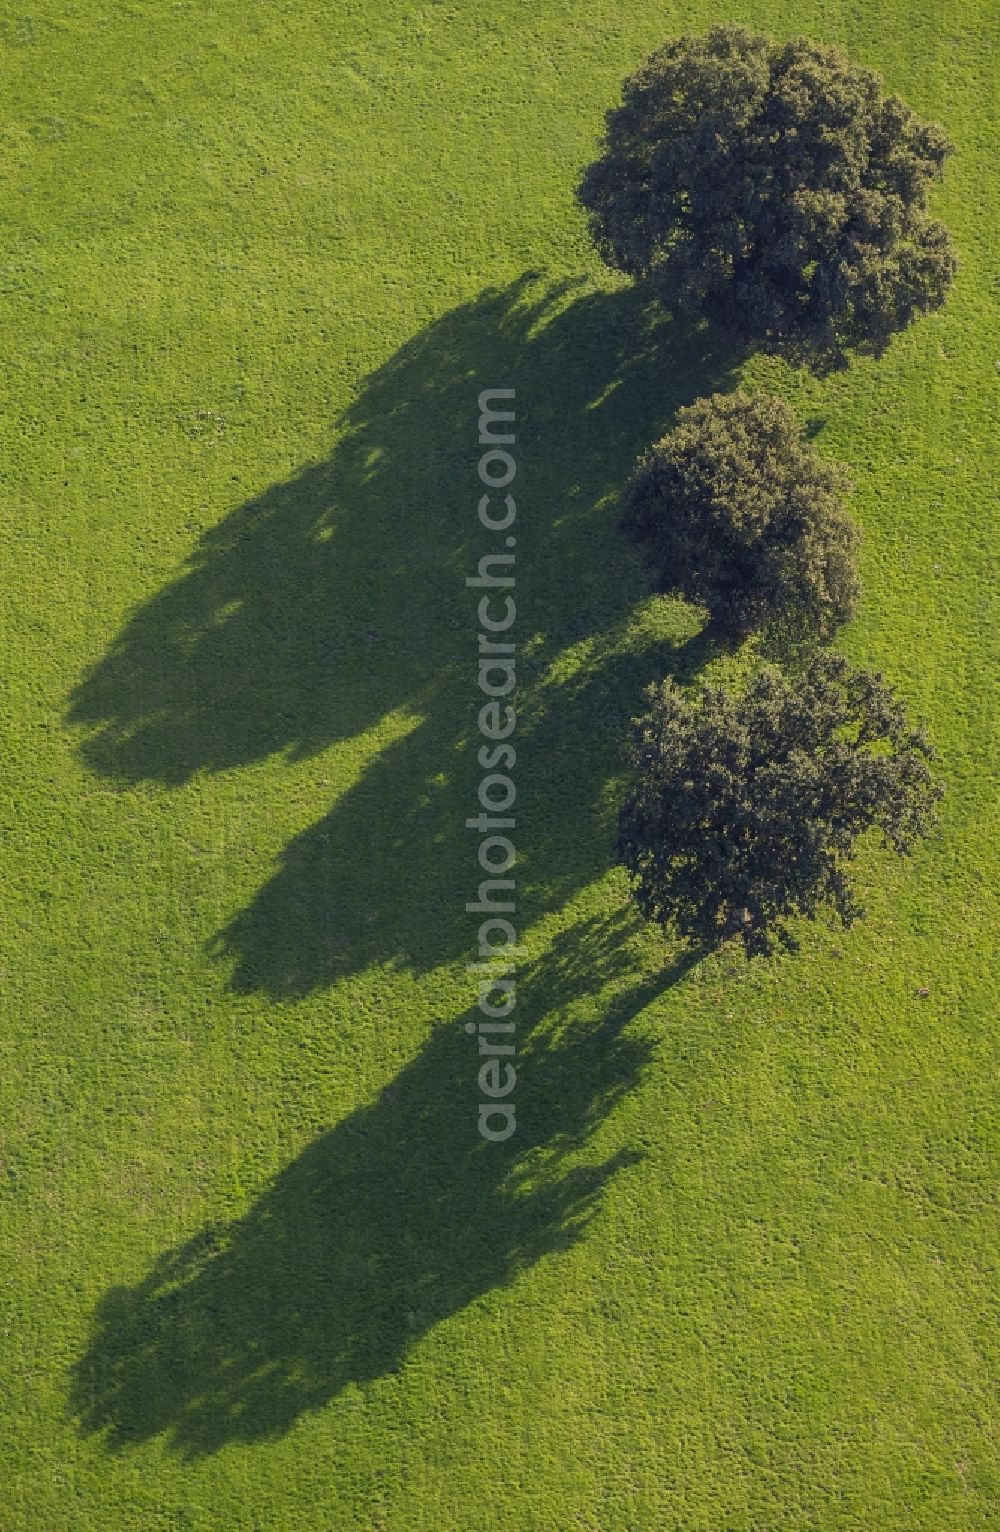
xmin=579 ymin=26 xmax=957 ymax=363
xmin=622 ymin=390 xmax=860 ymax=641
xmin=618 ymin=653 xmax=942 ymax=956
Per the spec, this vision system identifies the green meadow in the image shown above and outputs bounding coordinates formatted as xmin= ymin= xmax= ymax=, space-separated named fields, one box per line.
xmin=1 ymin=0 xmax=997 ymax=1526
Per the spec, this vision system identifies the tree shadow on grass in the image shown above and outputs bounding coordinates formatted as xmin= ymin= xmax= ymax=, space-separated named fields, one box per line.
xmin=210 ymin=615 xmax=722 ymax=995
xmin=70 ymin=281 xmax=727 ymax=1455
xmin=72 ymin=910 xmax=695 ymax=1458
xmin=69 ymin=275 xmax=734 ymax=784
xmin=68 ymin=275 xmax=737 ymax=991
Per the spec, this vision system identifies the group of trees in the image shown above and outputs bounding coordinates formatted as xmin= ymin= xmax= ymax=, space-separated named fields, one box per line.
xmin=576 ymin=26 xmax=951 ymax=956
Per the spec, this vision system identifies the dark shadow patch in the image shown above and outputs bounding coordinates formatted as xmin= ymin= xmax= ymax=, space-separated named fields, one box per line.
xmin=69 ymin=277 xmax=738 ymax=990
xmin=71 ymin=912 xmax=694 ymax=1457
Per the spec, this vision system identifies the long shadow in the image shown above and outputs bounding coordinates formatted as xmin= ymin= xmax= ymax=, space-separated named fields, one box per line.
xmin=68 ymin=276 xmax=737 ymax=991
xmin=211 ymin=617 xmax=719 ymax=994
xmin=70 ymin=282 xmax=727 ymax=1455
xmin=69 ymin=276 xmax=733 ymax=783
xmin=71 ymin=911 xmax=694 ymax=1458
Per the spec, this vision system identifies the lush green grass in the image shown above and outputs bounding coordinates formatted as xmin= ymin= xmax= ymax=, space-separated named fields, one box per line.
xmin=1 ymin=0 xmax=997 ymax=1526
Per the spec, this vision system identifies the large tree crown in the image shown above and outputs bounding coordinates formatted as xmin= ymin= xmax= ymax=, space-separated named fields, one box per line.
xmin=618 ymin=653 xmax=942 ymax=955
xmin=622 ymin=390 xmax=860 ymax=640
xmin=579 ymin=25 xmax=957 ymax=361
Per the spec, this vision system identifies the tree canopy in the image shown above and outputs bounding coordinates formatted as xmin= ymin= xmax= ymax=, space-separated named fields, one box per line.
xmin=621 ymin=390 xmax=860 ymax=640
xmin=617 ymin=652 xmax=942 ymax=956
xmin=578 ymin=25 xmax=957 ymax=363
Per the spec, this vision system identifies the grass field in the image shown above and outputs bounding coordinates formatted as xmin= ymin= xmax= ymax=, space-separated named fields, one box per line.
xmin=1 ymin=0 xmax=997 ymax=1527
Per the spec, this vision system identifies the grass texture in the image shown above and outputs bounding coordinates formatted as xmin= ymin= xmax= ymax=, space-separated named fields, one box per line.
xmin=0 ymin=0 xmax=997 ymax=1527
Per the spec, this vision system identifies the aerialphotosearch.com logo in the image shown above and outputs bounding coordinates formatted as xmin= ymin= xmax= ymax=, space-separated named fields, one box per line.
xmin=466 ymin=387 xmax=521 ymax=1143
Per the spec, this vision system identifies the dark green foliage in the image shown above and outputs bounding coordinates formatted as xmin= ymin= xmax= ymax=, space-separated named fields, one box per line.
xmin=622 ymin=390 xmax=860 ymax=640
xmin=618 ymin=652 xmax=943 ymax=957
xmin=578 ymin=25 xmax=957 ymax=363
